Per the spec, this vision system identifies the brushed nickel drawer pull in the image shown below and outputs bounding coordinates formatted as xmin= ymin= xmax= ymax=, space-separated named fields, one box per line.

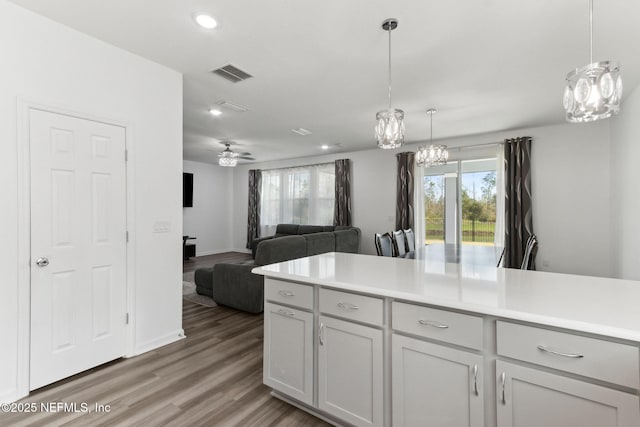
xmin=537 ymin=345 xmax=584 ymax=359
xmin=278 ymin=290 xmax=295 ymax=297
xmin=418 ymin=319 xmax=449 ymax=329
xmin=276 ymin=309 xmax=295 ymax=317
xmin=472 ymin=364 xmax=479 ymax=396
xmin=500 ymin=372 xmax=506 ymax=404
xmin=319 ymin=323 xmax=325 ymax=346
xmin=337 ymin=301 xmax=360 ymax=310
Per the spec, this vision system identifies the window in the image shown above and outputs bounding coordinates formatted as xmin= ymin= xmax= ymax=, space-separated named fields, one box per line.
xmin=260 ymin=163 xmax=335 ymax=236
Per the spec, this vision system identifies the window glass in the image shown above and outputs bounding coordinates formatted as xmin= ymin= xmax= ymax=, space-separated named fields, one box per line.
xmin=260 ymin=163 xmax=334 ymax=236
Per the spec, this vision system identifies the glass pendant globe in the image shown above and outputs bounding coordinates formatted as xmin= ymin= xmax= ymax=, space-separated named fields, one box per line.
xmin=376 ymin=109 xmax=405 ymax=149
xmin=564 ymin=61 xmax=621 ymax=123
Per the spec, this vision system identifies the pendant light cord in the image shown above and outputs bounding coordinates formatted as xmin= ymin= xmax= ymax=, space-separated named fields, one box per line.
xmin=589 ymin=0 xmax=593 ymax=64
xmin=388 ymin=25 xmax=392 ymax=110
xmin=430 ymin=111 xmax=433 ymax=143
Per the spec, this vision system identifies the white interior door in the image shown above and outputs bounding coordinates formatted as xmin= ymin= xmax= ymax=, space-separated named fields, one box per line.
xmin=29 ymin=108 xmax=127 ymax=390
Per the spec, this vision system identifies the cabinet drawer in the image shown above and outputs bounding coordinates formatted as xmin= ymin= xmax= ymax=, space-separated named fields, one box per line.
xmin=265 ymin=278 xmax=313 ymax=310
xmin=497 ymin=321 xmax=640 ymax=388
xmin=319 ymin=288 xmax=383 ymax=326
xmin=392 ymin=302 xmax=483 ymax=350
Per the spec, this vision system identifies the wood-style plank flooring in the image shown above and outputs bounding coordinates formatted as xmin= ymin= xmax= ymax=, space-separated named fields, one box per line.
xmin=2 ymin=252 xmax=329 ymax=427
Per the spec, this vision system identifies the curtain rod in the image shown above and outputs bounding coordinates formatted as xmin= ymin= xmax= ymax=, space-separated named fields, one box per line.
xmin=259 ymin=160 xmax=334 ymax=172
xmin=446 ymin=141 xmax=503 ymax=151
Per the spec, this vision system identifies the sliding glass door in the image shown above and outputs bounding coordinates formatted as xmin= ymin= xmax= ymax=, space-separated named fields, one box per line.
xmin=422 ymin=158 xmax=498 ymax=247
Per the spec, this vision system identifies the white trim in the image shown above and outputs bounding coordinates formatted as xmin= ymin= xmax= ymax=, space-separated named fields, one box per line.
xmin=132 ymin=330 xmax=185 ymax=356
xmin=16 ymin=98 xmax=135 ymax=399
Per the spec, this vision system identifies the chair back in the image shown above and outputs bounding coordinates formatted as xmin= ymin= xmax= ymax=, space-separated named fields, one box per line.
xmin=374 ymin=233 xmax=394 ymax=257
xmin=521 ymin=234 xmax=538 ymax=270
xmin=392 ymin=230 xmax=407 ymax=257
xmin=403 ymin=228 xmax=415 ymax=252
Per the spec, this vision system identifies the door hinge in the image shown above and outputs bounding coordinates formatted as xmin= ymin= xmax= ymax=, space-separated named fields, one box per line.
xmin=126 ymin=313 xmax=130 ymax=325
xmin=126 ymin=231 xmax=129 ymax=242
xmin=125 ymin=149 xmax=128 ymax=162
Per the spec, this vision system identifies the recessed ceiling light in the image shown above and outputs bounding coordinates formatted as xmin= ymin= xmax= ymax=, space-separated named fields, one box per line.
xmin=292 ymin=128 xmax=312 ymax=136
xmin=209 ymin=109 xmax=222 ymax=116
xmin=321 ymin=145 xmax=330 ymax=150
xmin=194 ymin=13 xmax=217 ymax=29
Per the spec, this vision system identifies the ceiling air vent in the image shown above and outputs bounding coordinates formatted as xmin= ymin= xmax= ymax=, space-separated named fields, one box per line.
xmin=210 ymin=64 xmax=253 ymax=83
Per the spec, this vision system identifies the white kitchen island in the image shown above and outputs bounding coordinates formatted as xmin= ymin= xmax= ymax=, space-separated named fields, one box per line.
xmin=252 ymin=252 xmax=640 ymax=427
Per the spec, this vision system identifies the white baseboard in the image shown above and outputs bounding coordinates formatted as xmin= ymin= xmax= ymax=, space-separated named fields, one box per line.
xmin=232 ymin=248 xmax=251 ymax=254
xmin=131 ymin=329 xmax=185 ymax=357
xmin=0 ymin=388 xmax=27 ymax=404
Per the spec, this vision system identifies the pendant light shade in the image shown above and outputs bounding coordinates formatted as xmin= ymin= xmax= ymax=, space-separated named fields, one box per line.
xmin=563 ymin=0 xmax=622 ymax=122
xmin=376 ymin=19 xmax=405 ymax=149
xmin=416 ymin=109 xmax=448 ymax=167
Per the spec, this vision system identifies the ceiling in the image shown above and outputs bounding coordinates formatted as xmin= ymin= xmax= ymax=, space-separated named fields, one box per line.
xmin=10 ymin=0 xmax=640 ymax=165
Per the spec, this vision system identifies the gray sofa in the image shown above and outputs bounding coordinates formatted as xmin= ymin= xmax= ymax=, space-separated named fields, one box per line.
xmin=250 ymin=224 xmax=357 ymax=258
xmin=194 ymin=227 xmax=360 ymax=313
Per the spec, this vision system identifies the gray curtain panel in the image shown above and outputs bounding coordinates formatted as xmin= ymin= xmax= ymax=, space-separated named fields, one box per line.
xmin=504 ymin=137 xmax=533 ymax=268
xmin=334 ymin=159 xmax=352 ymax=226
xmin=395 ymin=152 xmax=415 ymax=231
xmin=246 ymin=169 xmax=262 ymax=249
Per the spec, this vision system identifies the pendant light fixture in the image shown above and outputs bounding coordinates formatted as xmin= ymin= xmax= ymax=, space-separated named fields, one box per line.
xmin=416 ymin=109 xmax=448 ymax=167
xmin=375 ymin=18 xmax=405 ymax=149
xmin=563 ymin=0 xmax=622 ymax=122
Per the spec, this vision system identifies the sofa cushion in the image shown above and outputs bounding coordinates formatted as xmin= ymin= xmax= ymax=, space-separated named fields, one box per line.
xmin=298 ymin=225 xmax=325 ymax=235
xmin=275 ymin=224 xmax=300 ymax=235
xmin=334 ymin=228 xmax=360 ymax=253
xmin=322 ymin=225 xmax=336 ymax=232
xmin=255 ymin=235 xmax=307 ymax=266
xmin=305 ymin=232 xmax=336 ymax=256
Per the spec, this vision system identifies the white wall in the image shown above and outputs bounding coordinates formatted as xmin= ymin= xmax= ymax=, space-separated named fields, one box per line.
xmin=183 ymin=160 xmax=234 ymax=255
xmin=0 ymin=1 xmax=183 ymax=402
xmin=610 ymin=86 xmax=640 ymax=280
xmin=231 ymin=121 xmax=613 ymax=278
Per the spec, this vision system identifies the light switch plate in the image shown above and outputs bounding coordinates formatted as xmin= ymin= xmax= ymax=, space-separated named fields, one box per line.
xmin=153 ymin=221 xmax=171 ymax=233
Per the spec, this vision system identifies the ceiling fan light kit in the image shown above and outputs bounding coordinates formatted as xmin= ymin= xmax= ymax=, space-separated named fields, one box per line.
xmin=218 ymin=143 xmax=239 ymax=167
xmin=563 ymin=0 xmax=622 ymax=123
xmin=375 ymin=18 xmax=405 ymax=149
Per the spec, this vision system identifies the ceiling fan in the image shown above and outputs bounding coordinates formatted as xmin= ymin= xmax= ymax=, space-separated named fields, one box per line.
xmin=218 ymin=141 xmax=254 ymax=167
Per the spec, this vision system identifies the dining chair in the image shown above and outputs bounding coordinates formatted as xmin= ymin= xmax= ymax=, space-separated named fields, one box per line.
xmin=403 ymin=228 xmax=415 ymax=252
xmin=392 ymin=230 xmax=407 ymax=257
xmin=521 ymin=234 xmax=538 ymax=270
xmin=375 ymin=233 xmax=394 ymax=257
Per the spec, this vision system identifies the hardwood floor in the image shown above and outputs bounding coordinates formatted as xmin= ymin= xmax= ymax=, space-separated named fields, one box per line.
xmin=2 ymin=253 xmax=329 ymax=427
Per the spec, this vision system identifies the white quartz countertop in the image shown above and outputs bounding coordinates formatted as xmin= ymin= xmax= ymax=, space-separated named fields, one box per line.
xmin=252 ymin=252 xmax=640 ymax=342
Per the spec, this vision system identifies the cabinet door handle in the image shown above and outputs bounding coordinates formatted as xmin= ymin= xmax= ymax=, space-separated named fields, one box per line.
xmin=418 ymin=319 xmax=449 ymax=329
xmin=472 ymin=364 xmax=479 ymax=396
xmin=337 ymin=301 xmax=360 ymax=310
xmin=278 ymin=290 xmax=295 ymax=297
xmin=537 ymin=345 xmax=584 ymax=359
xmin=276 ymin=309 xmax=295 ymax=317
xmin=500 ymin=372 xmax=506 ymax=405
xmin=319 ymin=323 xmax=325 ymax=346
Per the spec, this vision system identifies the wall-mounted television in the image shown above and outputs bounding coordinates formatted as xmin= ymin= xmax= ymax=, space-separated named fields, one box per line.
xmin=183 ymin=172 xmax=193 ymax=207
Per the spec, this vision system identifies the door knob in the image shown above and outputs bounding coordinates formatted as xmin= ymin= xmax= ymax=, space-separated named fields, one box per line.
xmin=35 ymin=257 xmax=49 ymax=267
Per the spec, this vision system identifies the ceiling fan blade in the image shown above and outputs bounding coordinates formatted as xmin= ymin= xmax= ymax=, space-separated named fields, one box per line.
xmin=239 ymin=156 xmax=255 ymax=160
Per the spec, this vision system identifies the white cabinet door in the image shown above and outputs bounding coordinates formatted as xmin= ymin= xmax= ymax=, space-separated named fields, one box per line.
xmin=263 ymin=302 xmax=314 ymax=405
xmin=496 ymin=361 xmax=640 ymax=427
xmin=318 ymin=315 xmax=383 ymax=427
xmin=392 ymin=334 xmax=484 ymax=427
